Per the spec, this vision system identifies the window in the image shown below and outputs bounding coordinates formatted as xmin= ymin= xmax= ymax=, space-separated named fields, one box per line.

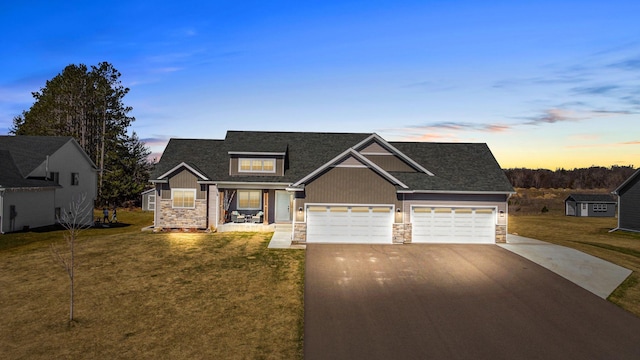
xmin=238 ymin=190 xmax=262 ymax=210
xmin=238 ymin=158 xmax=276 ymax=173
xmin=49 ymin=172 xmax=59 ymax=184
xmin=593 ymin=204 xmax=608 ymax=212
xmin=71 ymin=172 xmax=79 ymax=186
xmin=148 ymin=194 xmax=156 ymax=209
xmin=172 ymin=189 xmax=196 ymax=208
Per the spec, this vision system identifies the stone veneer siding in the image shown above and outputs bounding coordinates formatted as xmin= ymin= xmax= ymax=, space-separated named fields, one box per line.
xmin=158 ymin=199 xmax=207 ymax=229
xmin=293 ymin=223 xmax=307 ymax=244
xmin=393 ymin=223 xmax=411 ymax=244
xmin=495 ymin=225 xmax=507 ymax=243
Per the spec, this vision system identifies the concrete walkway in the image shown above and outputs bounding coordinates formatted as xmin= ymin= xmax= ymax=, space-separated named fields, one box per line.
xmin=267 ymin=224 xmax=305 ymax=249
xmin=499 ymin=234 xmax=632 ymax=299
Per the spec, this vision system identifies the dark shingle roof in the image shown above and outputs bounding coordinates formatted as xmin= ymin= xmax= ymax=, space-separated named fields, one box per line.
xmin=0 ymin=150 xmax=57 ymax=189
xmin=152 ymin=132 xmax=372 ymax=183
xmin=566 ymin=194 xmax=616 ymax=203
xmin=390 ymin=142 xmax=515 ymax=192
xmin=152 ymin=131 xmax=514 ymax=193
xmin=0 ymin=136 xmax=73 ymax=177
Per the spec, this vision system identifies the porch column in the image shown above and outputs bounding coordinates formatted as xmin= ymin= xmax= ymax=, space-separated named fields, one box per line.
xmin=219 ymin=190 xmax=225 ymax=225
xmin=263 ymin=190 xmax=269 ymax=225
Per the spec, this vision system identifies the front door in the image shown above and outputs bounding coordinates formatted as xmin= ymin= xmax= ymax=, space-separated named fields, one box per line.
xmin=275 ymin=191 xmax=292 ymax=222
xmin=581 ymin=203 xmax=588 ymax=217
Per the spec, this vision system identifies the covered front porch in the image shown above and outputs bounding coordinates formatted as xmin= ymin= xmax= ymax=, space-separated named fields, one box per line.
xmin=214 ymin=185 xmax=294 ymax=229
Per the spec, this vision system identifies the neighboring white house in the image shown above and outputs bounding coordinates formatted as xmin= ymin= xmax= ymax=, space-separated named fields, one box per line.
xmin=0 ymin=136 xmax=97 ymax=233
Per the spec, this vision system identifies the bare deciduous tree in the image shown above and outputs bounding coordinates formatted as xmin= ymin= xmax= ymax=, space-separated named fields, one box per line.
xmin=50 ymin=193 xmax=92 ymax=324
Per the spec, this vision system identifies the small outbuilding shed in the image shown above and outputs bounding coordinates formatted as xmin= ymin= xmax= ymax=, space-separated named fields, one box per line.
xmin=141 ymin=188 xmax=156 ymax=212
xmin=565 ymin=194 xmax=616 ymax=217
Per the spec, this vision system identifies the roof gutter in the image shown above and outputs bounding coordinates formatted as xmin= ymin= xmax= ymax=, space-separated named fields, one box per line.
xmin=202 ymin=181 xmax=293 ymax=190
xmin=397 ymin=190 xmax=517 ymax=195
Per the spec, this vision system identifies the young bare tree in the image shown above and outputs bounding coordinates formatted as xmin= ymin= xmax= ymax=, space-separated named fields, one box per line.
xmin=50 ymin=193 xmax=92 ymax=324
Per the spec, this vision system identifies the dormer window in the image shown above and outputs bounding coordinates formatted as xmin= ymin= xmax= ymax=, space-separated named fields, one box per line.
xmin=239 ymin=158 xmax=276 ymax=173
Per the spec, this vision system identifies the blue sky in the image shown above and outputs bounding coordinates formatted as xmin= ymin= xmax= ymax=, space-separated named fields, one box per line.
xmin=1 ymin=0 xmax=639 ymax=169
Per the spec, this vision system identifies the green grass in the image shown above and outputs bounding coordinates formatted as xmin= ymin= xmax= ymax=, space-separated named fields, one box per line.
xmin=509 ymin=214 xmax=640 ymax=317
xmin=0 ymin=209 xmax=305 ymax=359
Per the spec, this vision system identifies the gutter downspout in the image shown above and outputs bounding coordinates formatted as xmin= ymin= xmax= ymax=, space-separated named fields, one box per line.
xmin=609 ymin=192 xmax=621 ymax=233
xmin=506 ymin=192 xmax=514 ymax=238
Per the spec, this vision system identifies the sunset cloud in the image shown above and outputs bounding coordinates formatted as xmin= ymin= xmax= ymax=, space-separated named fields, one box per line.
xmin=524 ymin=108 xmax=633 ymax=125
xmin=410 ymin=122 xmax=512 ymax=132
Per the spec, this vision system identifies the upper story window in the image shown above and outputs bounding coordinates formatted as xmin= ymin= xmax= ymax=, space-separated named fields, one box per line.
xmin=49 ymin=172 xmax=60 ymax=185
xmin=238 ymin=158 xmax=275 ymax=173
xmin=71 ymin=172 xmax=79 ymax=186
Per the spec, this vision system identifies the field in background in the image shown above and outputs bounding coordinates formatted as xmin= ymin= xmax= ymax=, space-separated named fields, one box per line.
xmin=0 ymin=210 xmax=305 ymax=360
xmin=509 ymin=188 xmax=614 ymax=215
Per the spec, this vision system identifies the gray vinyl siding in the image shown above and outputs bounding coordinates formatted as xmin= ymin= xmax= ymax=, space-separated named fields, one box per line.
xmin=364 ymin=155 xmax=416 ymax=172
xmin=360 ymin=141 xmax=390 ymax=154
xmin=619 ymin=175 xmax=640 ymax=231
xmin=160 ymin=169 xmax=206 ymax=199
xmin=302 ymin=167 xmax=400 ymax=207
xmin=586 ymin=203 xmax=616 ymax=217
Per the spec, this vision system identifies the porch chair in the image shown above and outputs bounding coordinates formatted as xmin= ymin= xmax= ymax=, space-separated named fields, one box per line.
xmin=231 ymin=211 xmax=245 ymax=223
xmin=252 ymin=211 xmax=264 ymax=223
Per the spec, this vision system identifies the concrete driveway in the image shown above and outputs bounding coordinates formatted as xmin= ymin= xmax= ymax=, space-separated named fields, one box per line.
xmin=304 ymin=244 xmax=640 ymax=360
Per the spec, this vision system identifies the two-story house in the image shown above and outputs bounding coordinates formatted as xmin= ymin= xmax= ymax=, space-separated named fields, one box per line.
xmin=0 ymin=136 xmax=97 ymax=233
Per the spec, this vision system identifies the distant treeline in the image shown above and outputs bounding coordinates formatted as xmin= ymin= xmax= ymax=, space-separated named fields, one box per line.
xmin=504 ymin=166 xmax=636 ymax=189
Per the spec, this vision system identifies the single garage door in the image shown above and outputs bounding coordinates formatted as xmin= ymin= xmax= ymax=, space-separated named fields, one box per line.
xmin=306 ymin=205 xmax=393 ymax=243
xmin=412 ymin=207 xmax=495 ymax=243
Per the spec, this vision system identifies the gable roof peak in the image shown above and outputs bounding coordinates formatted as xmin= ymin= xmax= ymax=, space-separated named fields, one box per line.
xmin=352 ymin=134 xmax=434 ymax=176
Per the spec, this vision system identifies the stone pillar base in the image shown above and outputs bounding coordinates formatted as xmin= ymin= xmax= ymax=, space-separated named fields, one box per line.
xmin=293 ymin=223 xmax=307 ymax=244
xmin=495 ymin=225 xmax=507 ymax=243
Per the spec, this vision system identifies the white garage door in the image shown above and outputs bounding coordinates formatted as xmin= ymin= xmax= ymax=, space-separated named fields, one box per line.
xmin=306 ymin=205 xmax=393 ymax=243
xmin=411 ymin=207 xmax=495 ymax=243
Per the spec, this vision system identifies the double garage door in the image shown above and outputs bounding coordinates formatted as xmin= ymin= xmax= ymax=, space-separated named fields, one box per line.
xmin=305 ymin=205 xmax=496 ymax=244
xmin=306 ymin=205 xmax=394 ymax=243
xmin=412 ymin=207 xmax=496 ymax=243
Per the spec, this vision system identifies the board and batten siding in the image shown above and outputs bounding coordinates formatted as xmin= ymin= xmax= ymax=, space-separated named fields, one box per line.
xmin=363 ymin=155 xmax=416 ymax=172
xmin=160 ymin=169 xmax=206 ymax=199
xmin=302 ymin=167 xmax=400 ymax=207
xmin=619 ymin=174 xmax=640 ymax=231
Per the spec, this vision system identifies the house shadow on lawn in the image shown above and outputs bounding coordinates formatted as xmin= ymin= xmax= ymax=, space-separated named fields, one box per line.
xmin=28 ymin=222 xmax=131 ymax=233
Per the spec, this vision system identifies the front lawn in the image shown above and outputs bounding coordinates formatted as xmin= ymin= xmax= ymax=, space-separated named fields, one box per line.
xmin=0 ymin=210 xmax=305 ymax=359
xmin=509 ymin=214 xmax=640 ymax=317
